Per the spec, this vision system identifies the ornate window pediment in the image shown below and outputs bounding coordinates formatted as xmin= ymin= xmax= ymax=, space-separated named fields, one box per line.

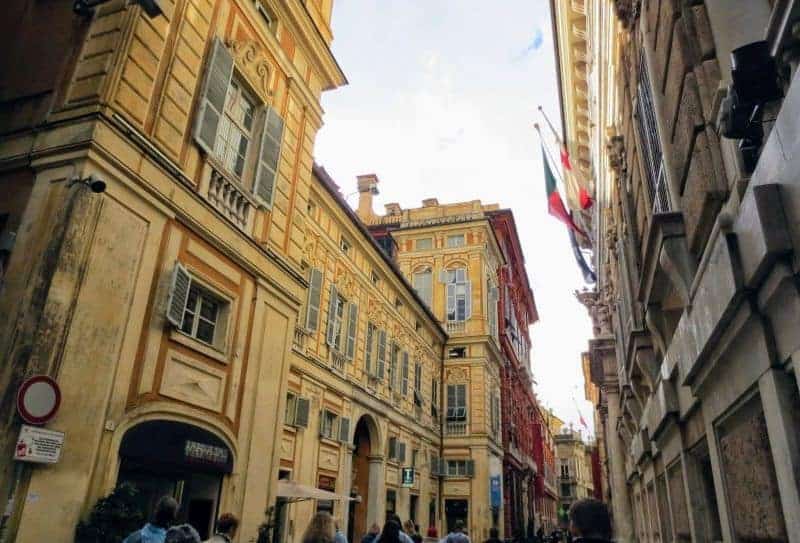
xmin=227 ymin=39 xmax=275 ymax=101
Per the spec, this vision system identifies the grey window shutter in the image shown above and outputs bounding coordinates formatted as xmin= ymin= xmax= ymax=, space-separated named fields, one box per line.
xmin=398 ymin=442 xmax=406 ymax=463
xmin=166 ymin=263 xmax=192 ymax=327
xmin=339 ymin=417 xmax=350 ymax=443
xmin=446 ymin=283 xmax=456 ymax=317
xmin=345 ymin=303 xmax=358 ymax=360
xmin=295 ymin=398 xmax=310 ymax=428
xmin=319 ymin=410 xmax=326 ymax=437
xmin=377 ymin=330 xmax=386 ymax=379
xmin=253 ymin=106 xmax=284 ymax=208
xmin=193 ymin=37 xmax=234 ymax=156
xmin=439 ymin=270 xmax=448 ymax=283
xmin=465 ymin=281 xmax=472 ymax=319
xmin=325 ymin=284 xmax=338 ymax=346
xmin=466 ymin=459 xmax=475 ymax=478
xmin=365 ymin=324 xmax=374 ymax=375
xmin=306 ymin=268 xmax=323 ymax=332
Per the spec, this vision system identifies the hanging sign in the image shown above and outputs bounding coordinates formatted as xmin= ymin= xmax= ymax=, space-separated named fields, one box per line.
xmin=401 ymin=468 xmax=415 ymax=487
xmin=16 ymin=375 xmax=61 ymax=425
xmin=14 ymin=425 xmax=65 ymax=464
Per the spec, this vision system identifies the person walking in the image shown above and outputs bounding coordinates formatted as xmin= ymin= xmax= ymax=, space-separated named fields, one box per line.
xmin=567 ymin=499 xmax=612 ymax=543
xmin=123 ymin=495 xmax=179 ymax=543
xmin=403 ymin=520 xmax=422 ymax=543
xmin=441 ymin=520 xmax=470 ymax=543
xmin=205 ymin=513 xmax=239 ymax=542
xmin=361 ymin=523 xmax=381 ymax=543
xmin=483 ymin=527 xmax=502 ymax=543
xmin=302 ymin=512 xmax=337 ymax=543
xmin=335 ymin=520 xmax=348 ymax=543
xmin=376 ymin=515 xmax=413 ymax=543
xmin=166 ymin=524 xmax=202 ymax=543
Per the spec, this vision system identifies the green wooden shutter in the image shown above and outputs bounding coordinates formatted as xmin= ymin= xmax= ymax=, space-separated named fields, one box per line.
xmin=345 ymin=303 xmax=358 ymax=360
xmin=193 ymin=37 xmax=234 ymax=155
xmin=166 ymin=263 xmax=191 ymax=327
xmin=325 ymin=284 xmax=338 ymax=346
xmin=306 ymin=268 xmax=323 ymax=332
xmin=253 ymin=106 xmax=284 ymax=208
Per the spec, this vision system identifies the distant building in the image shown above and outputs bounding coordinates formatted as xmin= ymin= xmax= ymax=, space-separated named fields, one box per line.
xmin=554 ymin=428 xmax=594 ymax=527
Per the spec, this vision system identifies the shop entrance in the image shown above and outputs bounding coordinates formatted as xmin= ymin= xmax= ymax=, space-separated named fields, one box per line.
xmin=349 ymin=416 xmax=378 ymax=543
xmin=445 ymin=499 xmax=469 ymax=534
xmin=117 ymin=421 xmax=233 ymax=540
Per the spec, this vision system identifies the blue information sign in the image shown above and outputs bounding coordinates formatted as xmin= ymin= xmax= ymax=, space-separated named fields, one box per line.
xmin=490 ymin=475 xmax=502 ymax=508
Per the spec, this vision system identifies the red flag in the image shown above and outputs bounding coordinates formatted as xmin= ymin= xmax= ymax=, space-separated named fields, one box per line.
xmin=579 ymin=414 xmax=588 ymax=430
xmin=560 ymin=145 xmax=572 ymax=171
xmin=579 ymin=187 xmax=594 ymax=210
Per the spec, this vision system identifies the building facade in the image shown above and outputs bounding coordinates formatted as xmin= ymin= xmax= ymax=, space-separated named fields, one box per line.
xmin=355 ymin=185 xmax=507 ymax=541
xmin=534 ymin=408 xmax=559 ymax=533
xmin=554 ymin=0 xmax=800 ymax=541
xmin=489 ymin=210 xmax=540 ymax=538
xmin=554 ymin=429 xmax=595 ymax=527
xmin=0 ymin=0 xmax=345 ymax=540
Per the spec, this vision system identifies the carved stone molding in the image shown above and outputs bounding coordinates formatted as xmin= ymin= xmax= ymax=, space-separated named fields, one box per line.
xmin=446 ymin=367 xmax=469 ymax=382
xmin=227 ymin=39 xmax=275 ymax=100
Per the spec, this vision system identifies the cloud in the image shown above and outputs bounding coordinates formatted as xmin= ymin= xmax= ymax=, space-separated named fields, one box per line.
xmin=514 ymin=27 xmax=544 ymax=60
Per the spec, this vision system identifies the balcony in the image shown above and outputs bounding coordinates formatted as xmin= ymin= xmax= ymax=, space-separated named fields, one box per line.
xmin=445 ymin=421 xmax=467 ymax=436
xmin=446 ymin=320 xmax=466 ymax=334
xmin=207 ymin=168 xmax=256 ymax=232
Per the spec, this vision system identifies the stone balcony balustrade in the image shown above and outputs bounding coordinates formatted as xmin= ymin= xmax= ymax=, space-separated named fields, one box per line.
xmin=206 ymin=167 xmax=258 ymax=233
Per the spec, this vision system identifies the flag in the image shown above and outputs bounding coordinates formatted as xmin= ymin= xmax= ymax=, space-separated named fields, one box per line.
xmin=568 ymin=225 xmax=596 ymax=284
xmin=579 ymin=414 xmax=588 ymax=430
xmin=539 ymin=106 xmax=593 ymax=210
xmin=560 ymin=144 xmax=572 ymax=171
xmin=579 ymin=187 xmax=594 ymax=210
xmin=543 ymin=147 xmax=584 ymax=235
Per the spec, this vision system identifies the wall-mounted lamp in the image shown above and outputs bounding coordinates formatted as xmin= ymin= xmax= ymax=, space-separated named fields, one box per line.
xmin=719 ymin=41 xmax=784 ymax=172
xmin=74 ymin=0 xmax=163 ymax=18
xmin=68 ymin=175 xmax=107 ymax=194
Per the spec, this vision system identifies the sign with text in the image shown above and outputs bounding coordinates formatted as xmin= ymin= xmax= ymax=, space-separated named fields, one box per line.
xmin=401 ymin=468 xmax=415 ymax=487
xmin=14 ymin=425 xmax=64 ymax=464
xmin=490 ymin=475 xmax=502 ymax=508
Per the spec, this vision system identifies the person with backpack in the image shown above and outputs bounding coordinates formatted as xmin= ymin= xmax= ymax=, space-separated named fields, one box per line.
xmin=441 ymin=520 xmax=470 ymax=543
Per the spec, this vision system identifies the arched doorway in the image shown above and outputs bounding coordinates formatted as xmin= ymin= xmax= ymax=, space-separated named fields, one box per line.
xmin=349 ymin=416 xmax=378 ymax=543
xmin=117 ymin=420 xmax=233 ymax=540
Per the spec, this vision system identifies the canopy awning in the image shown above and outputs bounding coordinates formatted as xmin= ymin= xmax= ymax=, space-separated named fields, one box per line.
xmin=275 ymin=480 xmax=356 ymax=503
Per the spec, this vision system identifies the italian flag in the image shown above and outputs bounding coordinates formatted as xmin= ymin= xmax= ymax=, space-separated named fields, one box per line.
xmin=543 ymin=147 xmax=584 ymax=235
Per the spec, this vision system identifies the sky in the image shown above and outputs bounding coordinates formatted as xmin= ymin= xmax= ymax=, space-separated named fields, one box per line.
xmin=315 ymin=0 xmax=596 ymax=436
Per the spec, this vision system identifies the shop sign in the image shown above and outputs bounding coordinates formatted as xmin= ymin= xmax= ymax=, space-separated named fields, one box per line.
xmin=184 ymin=440 xmax=229 ymax=466
xmin=14 ymin=425 xmax=64 ymax=464
xmin=490 ymin=475 xmax=502 ymax=508
xmin=401 ymin=468 xmax=415 ymax=487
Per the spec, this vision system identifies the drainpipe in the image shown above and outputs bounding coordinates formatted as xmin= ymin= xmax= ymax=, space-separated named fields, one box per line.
xmin=438 ymin=337 xmax=446 ymax=537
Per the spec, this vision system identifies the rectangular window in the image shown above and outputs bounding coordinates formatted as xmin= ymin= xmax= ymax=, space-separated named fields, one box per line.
xmin=214 ymin=79 xmax=256 ymax=179
xmin=416 ymin=238 xmax=433 ymax=250
xmin=445 ymin=269 xmax=471 ymax=322
xmin=446 ymin=459 xmax=474 ymax=477
xmin=365 ymin=322 xmax=376 ymax=376
xmin=413 ymin=269 xmax=433 ymax=307
xmin=431 ymin=378 xmax=439 ymax=418
xmin=166 ymin=265 xmax=229 ymax=349
xmin=446 ymin=384 xmax=467 ymax=421
xmin=305 ymin=268 xmax=324 ymax=332
xmin=446 ymin=234 xmax=465 ymax=248
xmin=340 ymin=236 xmax=351 ymax=255
xmin=401 ymin=352 xmax=409 ymax=396
xmin=345 ymin=303 xmax=358 ymax=360
xmin=488 ymin=284 xmax=499 ymax=339
xmin=635 ymin=50 xmax=670 ymax=214
xmin=325 ymin=285 xmax=346 ymax=352
xmin=320 ymin=409 xmax=338 ymax=440
xmin=284 ymin=393 xmax=297 ymax=425
xmin=389 ymin=343 xmax=399 ymax=390
xmin=377 ymin=329 xmax=387 ymax=379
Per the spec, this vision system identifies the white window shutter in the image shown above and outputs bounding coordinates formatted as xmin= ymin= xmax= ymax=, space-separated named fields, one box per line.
xmin=439 ymin=270 xmax=448 ymax=283
xmin=325 ymin=284 xmax=338 ymax=346
xmin=306 ymin=268 xmax=323 ymax=332
xmin=193 ymin=37 xmax=234 ymax=156
xmin=345 ymin=303 xmax=358 ymax=360
xmin=465 ymin=281 xmax=472 ymax=319
xmin=253 ymin=106 xmax=284 ymax=208
xmin=166 ymin=263 xmax=192 ymax=327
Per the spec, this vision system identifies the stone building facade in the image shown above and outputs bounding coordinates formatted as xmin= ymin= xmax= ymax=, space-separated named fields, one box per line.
xmin=355 ymin=185 xmax=508 ymax=541
xmin=0 ymin=0 xmax=346 ymax=540
xmin=554 ymin=429 xmax=595 ymax=527
xmin=553 ymin=0 xmax=800 ymax=541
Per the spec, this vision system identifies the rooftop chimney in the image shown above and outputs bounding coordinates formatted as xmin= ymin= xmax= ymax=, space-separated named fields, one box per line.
xmin=422 ymin=198 xmax=439 ymax=207
xmin=385 ymin=203 xmax=402 ymax=216
xmin=356 ymin=174 xmax=380 ymax=220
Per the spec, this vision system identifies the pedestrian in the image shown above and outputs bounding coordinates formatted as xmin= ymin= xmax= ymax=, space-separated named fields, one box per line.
xmin=403 ymin=520 xmax=422 ymax=543
xmin=536 ymin=527 xmax=544 ymax=543
xmin=376 ymin=514 xmax=413 ymax=543
xmin=567 ymin=499 xmax=612 ymax=543
xmin=483 ymin=527 xmax=502 ymax=543
xmin=123 ymin=495 xmax=179 ymax=543
xmin=377 ymin=519 xmax=403 ymax=543
xmin=362 ymin=523 xmax=381 ymax=543
xmin=205 ymin=513 xmax=239 ymax=542
xmin=441 ymin=520 xmax=470 ymax=543
xmin=166 ymin=524 xmax=202 ymax=543
xmin=335 ymin=520 xmax=349 ymax=543
xmin=302 ymin=512 xmax=337 ymax=543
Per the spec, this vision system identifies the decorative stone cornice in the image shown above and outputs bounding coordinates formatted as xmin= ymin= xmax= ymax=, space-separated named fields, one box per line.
xmin=228 ymin=39 xmax=275 ymax=101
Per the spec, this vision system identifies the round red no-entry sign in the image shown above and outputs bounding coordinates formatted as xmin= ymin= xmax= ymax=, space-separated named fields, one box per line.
xmin=16 ymin=375 xmax=61 ymax=425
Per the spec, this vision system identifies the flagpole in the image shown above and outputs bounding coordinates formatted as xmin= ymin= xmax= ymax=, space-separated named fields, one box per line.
xmin=537 ymin=105 xmax=563 ymax=145
xmin=534 ymin=123 xmax=567 ymax=189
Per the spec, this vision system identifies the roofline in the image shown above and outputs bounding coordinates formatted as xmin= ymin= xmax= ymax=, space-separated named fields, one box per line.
xmin=312 ymin=163 xmax=447 ymax=340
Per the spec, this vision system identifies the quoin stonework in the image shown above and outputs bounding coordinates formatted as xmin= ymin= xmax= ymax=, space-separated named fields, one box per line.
xmin=553 ymin=0 xmax=800 ymax=541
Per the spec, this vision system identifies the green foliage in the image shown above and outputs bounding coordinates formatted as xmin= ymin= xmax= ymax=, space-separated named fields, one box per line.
xmin=75 ymin=483 xmax=145 ymax=543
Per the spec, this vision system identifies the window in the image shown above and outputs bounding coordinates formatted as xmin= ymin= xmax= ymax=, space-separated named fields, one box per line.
xmin=194 ymin=38 xmax=284 ymax=207
xmin=284 ymin=393 xmax=297 ymax=425
xmin=319 ymin=409 xmax=338 ymax=440
xmin=389 ymin=343 xmax=399 ymax=390
xmin=489 ymin=392 xmax=500 ymax=435
xmin=635 ymin=50 xmax=670 ymax=214
xmin=307 ymin=200 xmax=317 ymax=218
xmin=411 ymin=449 xmax=418 ymax=468
xmin=340 ymin=236 xmax=351 ymax=255
xmin=444 ymin=268 xmax=471 ymax=322
xmin=305 ymin=268 xmax=324 ymax=332
xmin=214 ymin=80 xmax=255 ymax=179
xmin=561 ymin=483 xmax=571 ymax=497
xmin=167 ymin=264 xmax=229 ymax=349
xmin=345 ymin=303 xmax=358 ymax=360
xmin=446 ymin=384 xmax=467 ymax=421
xmin=413 ymin=268 xmax=433 ymax=307
xmin=387 ymin=437 xmax=406 ymax=462
xmin=416 ymin=238 xmax=433 ymax=250
xmin=431 ymin=378 xmax=439 ymax=418
xmin=376 ymin=329 xmax=387 ymax=380
xmin=401 ymin=352 xmax=410 ymax=396
xmin=325 ymin=285 xmax=346 ymax=352
xmin=446 ymin=234 xmax=465 ymax=248
xmin=487 ymin=283 xmax=499 ymax=339
xmin=448 ymin=347 xmax=466 ymax=358
xmin=446 ymin=459 xmax=475 ymax=477
xmin=365 ymin=322 xmax=376 ymax=376
xmin=284 ymin=393 xmax=310 ymax=427
xmin=371 ymin=270 xmax=380 ymax=285
xmin=395 ymin=297 xmax=403 ymax=310
xmin=414 ymin=362 xmax=423 ymax=405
